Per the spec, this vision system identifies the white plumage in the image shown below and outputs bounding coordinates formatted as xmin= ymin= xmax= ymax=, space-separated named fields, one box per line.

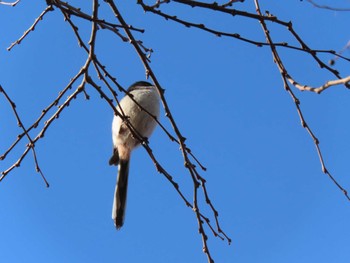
xmin=109 ymin=81 xmax=160 ymax=229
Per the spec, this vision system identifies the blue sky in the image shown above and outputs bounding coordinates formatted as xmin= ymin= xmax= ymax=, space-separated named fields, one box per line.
xmin=1 ymin=1 xmax=350 ymax=262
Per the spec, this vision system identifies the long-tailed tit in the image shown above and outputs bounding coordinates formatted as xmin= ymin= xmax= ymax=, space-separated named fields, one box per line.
xmin=109 ymin=81 xmax=160 ymax=229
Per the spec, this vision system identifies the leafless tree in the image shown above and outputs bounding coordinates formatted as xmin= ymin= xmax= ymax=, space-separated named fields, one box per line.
xmin=1 ymin=1 xmax=349 ymax=262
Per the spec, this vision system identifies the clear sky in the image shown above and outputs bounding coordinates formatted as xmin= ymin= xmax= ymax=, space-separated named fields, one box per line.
xmin=1 ymin=1 xmax=350 ymax=263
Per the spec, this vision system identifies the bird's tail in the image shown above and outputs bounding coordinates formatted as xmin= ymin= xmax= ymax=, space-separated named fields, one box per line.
xmin=112 ymin=159 xmax=130 ymax=229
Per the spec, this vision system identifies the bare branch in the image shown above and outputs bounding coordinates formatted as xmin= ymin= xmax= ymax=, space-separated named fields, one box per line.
xmin=105 ymin=1 xmax=230 ymax=262
xmin=305 ymin=0 xmax=350 ymax=11
xmin=287 ymin=75 xmax=350 ymax=93
xmin=2 ymin=1 xmax=350 ymax=262
xmin=7 ymin=5 xmax=53 ymax=51
xmin=330 ymin=41 xmax=350 ymax=65
xmin=0 ymin=85 xmax=49 ymax=186
xmin=254 ymin=0 xmax=350 ymax=201
xmin=0 ymin=0 xmax=20 ymax=6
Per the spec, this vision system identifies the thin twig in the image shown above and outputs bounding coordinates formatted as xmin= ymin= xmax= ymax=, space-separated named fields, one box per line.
xmin=287 ymin=75 xmax=350 ymax=93
xmin=105 ymin=2 xmax=230 ymax=262
xmin=305 ymin=0 xmax=350 ymax=11
xmin=0 ymin=85 xmax=49 ymax=186
xmin=254 ymin=0 xmax=350 ymax=201
xmin=7 ymin=5 xmax=53 ymax=51
xmin=0 ymin=0 xmax=20 ymax=6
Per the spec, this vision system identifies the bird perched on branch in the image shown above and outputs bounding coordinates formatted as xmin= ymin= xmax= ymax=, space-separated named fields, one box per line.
xmin=109 ymin=81 xmax=160 ymax=229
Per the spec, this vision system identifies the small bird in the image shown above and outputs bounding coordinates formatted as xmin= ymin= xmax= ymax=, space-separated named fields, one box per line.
xmin=109 ymin=81 xmax=160 ymax=229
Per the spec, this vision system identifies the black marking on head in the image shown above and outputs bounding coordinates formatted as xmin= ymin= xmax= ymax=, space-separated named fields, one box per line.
xmin=127 ymin=81 xmax=153 ymax=92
